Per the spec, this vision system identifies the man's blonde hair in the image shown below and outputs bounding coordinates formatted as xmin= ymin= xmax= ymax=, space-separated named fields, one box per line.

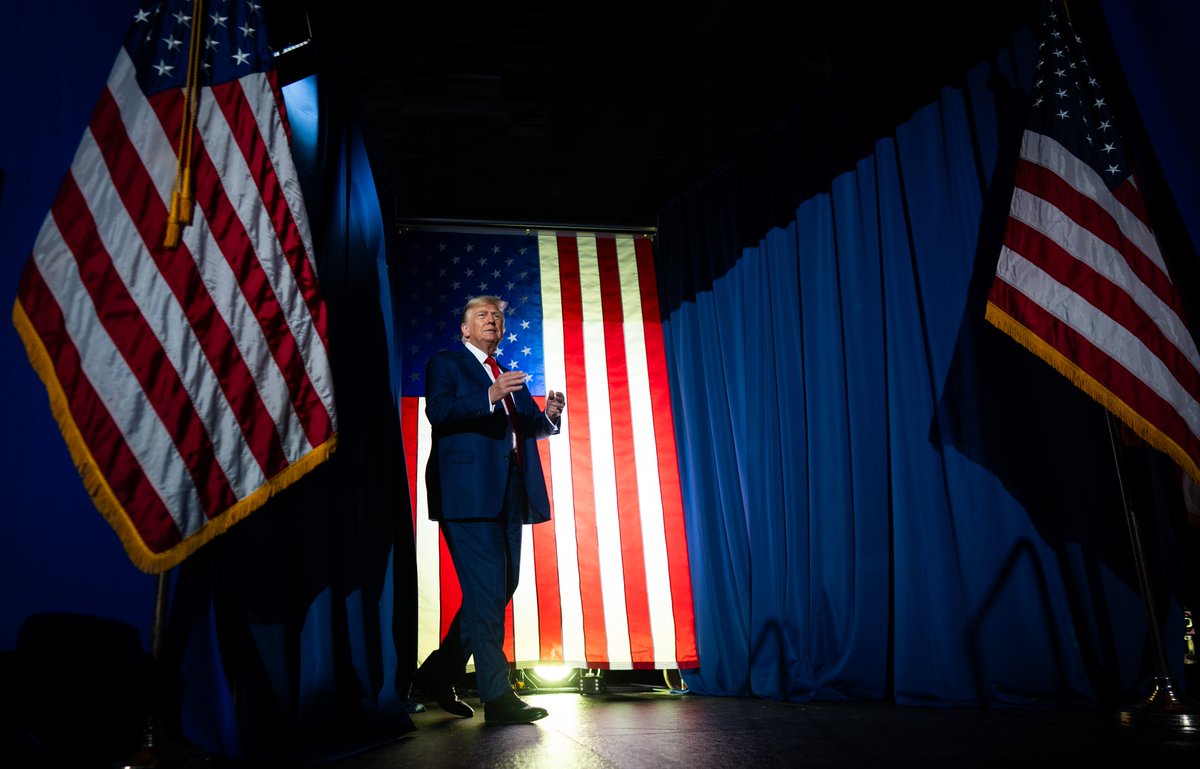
xmin=460 ymin=295 xmax=507 ymax=324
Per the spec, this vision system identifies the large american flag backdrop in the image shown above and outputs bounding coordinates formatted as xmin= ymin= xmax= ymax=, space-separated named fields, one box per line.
xmin=12 ymin=1 xmax=337 ymax=573
xmin=398 ymin=228 xmax=699 ymax=670
xmin=985 ymin=0 xmax=1200 ymax=486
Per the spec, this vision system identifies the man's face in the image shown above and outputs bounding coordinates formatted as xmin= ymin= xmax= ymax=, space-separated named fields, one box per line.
xmin=462 ymin=302 xmax=505 ymax=352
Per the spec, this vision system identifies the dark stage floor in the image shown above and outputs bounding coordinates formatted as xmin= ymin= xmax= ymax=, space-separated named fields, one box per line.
xmin=331 ymin=690 xmax=1195 ymax=769
xmin=33 ymin=675 xmax=1198 ymax=769
xmin=187 ymin=676 xmax=1196 ymax=769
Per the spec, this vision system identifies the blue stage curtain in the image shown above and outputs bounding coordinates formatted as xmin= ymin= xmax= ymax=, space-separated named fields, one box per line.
xmin=657 ymin=10 xmax=1196 ymax=706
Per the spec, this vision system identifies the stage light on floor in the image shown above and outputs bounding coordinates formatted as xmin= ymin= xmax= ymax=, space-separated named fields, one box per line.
xmin=515 ymin=665 xmax=581 ymax=692
xmin=533 ymin=665 xmax=574 ymax=683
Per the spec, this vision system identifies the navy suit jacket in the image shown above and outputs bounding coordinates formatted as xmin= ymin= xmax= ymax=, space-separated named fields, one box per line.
xmin=424 ymin=345 xmax=558 ymax=523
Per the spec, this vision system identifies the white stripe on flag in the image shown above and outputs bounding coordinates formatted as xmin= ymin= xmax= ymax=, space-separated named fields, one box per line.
xmin=512 ymin=524 xmax=541 ymax=666
xmin=107 ymin=52 xmax=175 ymax=199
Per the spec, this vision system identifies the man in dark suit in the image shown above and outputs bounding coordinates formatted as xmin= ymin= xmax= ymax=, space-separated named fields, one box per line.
xmin=412 ymin=294 xmax=566 ymax=725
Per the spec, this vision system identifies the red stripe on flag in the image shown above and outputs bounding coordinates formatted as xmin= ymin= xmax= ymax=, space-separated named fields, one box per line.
xmin=596 ymin=237 xmax=653 ymax=661
xmin=557 ymin=233 xmax=609 ymax=665
xmin=401 ymin=398 xmax=420 ymax=527
xmin=504 ymin=601 xmax=516 ymax=664
xmin=633 ymin=236 xmax=698 ymax=664
xmin=266 ymin=70 xmax=292 ymax=142
xmin=53 ymin=173 xmax=238 ymax=518
xmin=438 ymin=532 xmax=460 ymax=643
xmin=16 ymin=262 xmax=182 ymax=551
xmin=90 ymin=87 xmax=288 ymax=481
xmin=531 ymin=412 xmax=564 ymax=661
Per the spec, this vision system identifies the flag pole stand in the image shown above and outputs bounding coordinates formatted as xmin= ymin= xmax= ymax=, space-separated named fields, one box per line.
xmin=1105 ymin=414 xmax=1199 ymax=737
xmin=116 ymin=570 xmax=173 ymax=769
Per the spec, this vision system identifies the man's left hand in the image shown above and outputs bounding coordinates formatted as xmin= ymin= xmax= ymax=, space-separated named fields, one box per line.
xmin=546 ymin=390 xmax=566 ymax=421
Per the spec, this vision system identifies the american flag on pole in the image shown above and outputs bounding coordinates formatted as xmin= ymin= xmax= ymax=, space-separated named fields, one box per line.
xmin=398 ymin=228 xmax=698 ymax=670
xmin=12 ymin=0 xmax=337 ymax=573
xmin=985 ymin=0 xmax=1200 ymax=489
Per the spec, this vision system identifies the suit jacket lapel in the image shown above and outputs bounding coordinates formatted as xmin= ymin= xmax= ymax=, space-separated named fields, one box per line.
xmin=456 ymin=346 xmax=492 ymax=390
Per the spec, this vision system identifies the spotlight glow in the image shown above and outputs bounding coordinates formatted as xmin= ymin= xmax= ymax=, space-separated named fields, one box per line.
xmin=532 ymin=665 xmax=574 ymax=683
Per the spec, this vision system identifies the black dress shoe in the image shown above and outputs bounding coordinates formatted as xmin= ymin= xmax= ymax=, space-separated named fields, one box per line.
xmin=484 ymin=691 xmax=548 ymax=724
xmin=412 ymin=664 xmax=474 ymax=718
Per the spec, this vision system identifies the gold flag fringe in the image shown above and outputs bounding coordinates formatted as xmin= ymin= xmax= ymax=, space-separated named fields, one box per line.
xmin=985 ymin=301 xmax=1200 ymax=487
xmin=13 ymin=299 xmax=338 ymax=574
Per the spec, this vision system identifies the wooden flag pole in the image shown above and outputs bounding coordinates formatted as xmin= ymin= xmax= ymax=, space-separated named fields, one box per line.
xmin=1104 ymin=413 xmax=1199 ymax=735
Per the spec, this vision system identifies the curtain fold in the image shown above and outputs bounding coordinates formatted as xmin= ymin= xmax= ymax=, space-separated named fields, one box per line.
xmin=658 ymin=16 xmax=1191 ymax=707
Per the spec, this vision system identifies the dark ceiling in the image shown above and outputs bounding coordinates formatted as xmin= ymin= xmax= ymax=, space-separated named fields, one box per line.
xmin=295 ymin=2 xmax=1035 ymax=230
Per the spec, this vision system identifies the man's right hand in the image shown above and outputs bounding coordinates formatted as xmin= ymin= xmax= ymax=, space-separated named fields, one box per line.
xmin=489 ymin=370 xmax=526 ymax=404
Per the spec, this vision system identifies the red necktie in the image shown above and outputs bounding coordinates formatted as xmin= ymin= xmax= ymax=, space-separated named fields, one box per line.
xmin=485 ymin=355 xmax=521 ymax=465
